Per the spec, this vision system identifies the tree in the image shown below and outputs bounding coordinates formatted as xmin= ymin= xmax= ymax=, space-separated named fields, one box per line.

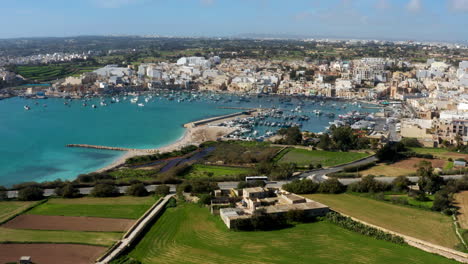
xmin=432 ymin=190 xmax=452 ymax=213
xmin=155 ymin=184 xmax=171 ymax=196
xmin=417 ymin=160 xmax=444 ymax=194
xmin=318 ymin=178 xmax=346 ymax=194
xmin=18 ymin=186 xmax=44 ymax=201
xmin=91 ymin=183 xmax=119 ymax=197
xmin=126 ymin=183 xmax=149 ymax=197
xmin=330 ymin=126 xmax=358 ymax=151
xmin=400 ymin=137 xmax=422 ymax=148
xmin=392 ymin=176 xmax=411 ymax=192
xmin=0 ymin=186 xmax=8 ymax=201
xmin=317 ymin=134 xmax=333 ymax=150
xmin=198 ymin=193 xmax=212 ymax=205
xmin=278 ymin=126 xmax=302 ymax=145
xmin=55 ymin=183 xmax=80 ymax=198
xmin=376 ymin=142 xmax=406 ymax=162
xmin=270 ymin=163 xmax=296 ymax=180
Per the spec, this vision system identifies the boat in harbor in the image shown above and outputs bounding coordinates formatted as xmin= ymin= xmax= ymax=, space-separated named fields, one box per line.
xmin=138 ymin=103 xmax=145 ymax=107
xmin=24 ymin=105 xmax=31 ymax=110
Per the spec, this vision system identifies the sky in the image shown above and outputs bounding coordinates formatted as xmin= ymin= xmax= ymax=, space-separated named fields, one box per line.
xmin=1 ymin=0 xmax=467 ymax=41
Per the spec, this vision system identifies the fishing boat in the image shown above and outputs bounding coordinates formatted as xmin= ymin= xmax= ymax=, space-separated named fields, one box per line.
xmin=138 ymin=103 xmax=145 ymax=107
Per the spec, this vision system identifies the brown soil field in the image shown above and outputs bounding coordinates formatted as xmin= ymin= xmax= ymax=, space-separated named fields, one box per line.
xmin=2 ymin=214 xmax=134 ymax=232
xmin=0 ymin=243 xmax=106 ymax=264
xmin=455 ymin=191 xmax=468 ymax=229
xmin=390 ymin=158 xmax=446 ymax=170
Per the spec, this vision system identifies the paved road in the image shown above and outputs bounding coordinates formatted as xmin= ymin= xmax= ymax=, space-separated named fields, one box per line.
xmin=298 ymin=155 xmax=378 ymax=182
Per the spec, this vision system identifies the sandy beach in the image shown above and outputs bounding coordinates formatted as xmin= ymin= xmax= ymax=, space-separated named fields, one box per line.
xmin=95 ymin=125 xmax=236 ymax=173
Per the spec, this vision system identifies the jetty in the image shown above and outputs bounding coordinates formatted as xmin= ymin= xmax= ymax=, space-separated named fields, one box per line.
xmin=184 ymin=110 xmax=256 ymax=128
xmin=66 ymin=144 xmax=158 ymax=153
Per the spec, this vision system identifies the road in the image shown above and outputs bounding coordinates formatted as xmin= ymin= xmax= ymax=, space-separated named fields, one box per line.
xmin=298 ymin=155 xmax=378 ymax=182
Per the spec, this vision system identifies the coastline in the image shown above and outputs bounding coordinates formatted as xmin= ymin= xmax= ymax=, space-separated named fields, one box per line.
xmin=95 ymin=124 xmax=236 ymax=173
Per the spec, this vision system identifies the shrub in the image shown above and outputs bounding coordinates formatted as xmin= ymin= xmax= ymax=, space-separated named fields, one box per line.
xmin=198 ymin=193 xmax=212 ymax=205
xmin=18 ymin=186 xmax=44 ymax=201
xmin=400 ymin=137 xmax=423 ymax=148
xmin=325 ymin=212 xmax=405 ymax=244
xmin=318 ymin=178 xmax=346 ymax=194
xmin=0 ymin=186 xmax=7 ymax=201
xmin=237 ymin=180 xmax=266 ymax=189
xmin=282 ymin=179 xmax=319 ymax=194
xmin=155 ymin=184 xmax=171 ymax=196
xmin=126 ymin=183 xmax=149 ymax=197
xmin=343 ymin=162 xmax=376 ymax=173
xmin=55 ymin=183 xmax=80 ymax=198
xmin=392 ymin=176 xmax=411 ymax=192
xmin=91 ymin=183 xmax=119 ymax=197
xmin=166 ymin=197 xmax=177 ymax=208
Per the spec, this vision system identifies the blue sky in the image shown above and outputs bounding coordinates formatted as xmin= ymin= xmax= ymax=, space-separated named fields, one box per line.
xmin=1 ymin=0 xmax=467 ymax=41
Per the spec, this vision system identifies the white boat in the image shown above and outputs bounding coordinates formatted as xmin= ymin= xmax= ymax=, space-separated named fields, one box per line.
xmin=24 ymin=105 xmax=31 ymax=110
xmin=92 ymin=104 xmax=97 ymax=108
xmin=130 ymin=97 xmax=139 ymax=103
xmin=100 ymin=101 xmax=107 ymax=106
xmin=138 ymin=103 xmax=145 ymax=107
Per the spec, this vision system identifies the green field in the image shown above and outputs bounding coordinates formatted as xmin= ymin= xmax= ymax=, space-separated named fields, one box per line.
xmin=0 ymin=201 xmax=38 ymax=224
xmin=385 ymin=194 xmax=434 ymax=209
xmin=16 ymin=64 xmax=98 ymax=82
xmin=27 ymin=196 xmax=155 ymax=219
xmin=184 ymin=164 xmax=250 ymax=179
xmin=305 ymin=194 xmax=459 ymax=249
xmin=0 ymin=227 xmax=120 ymax=246
xmin=121 ymin=203 xmax=457 ymax=264
xmin=277 ymin=148 xmax=369 ymax=167
xmin=410 ymin=147 xmax=468 ymax=160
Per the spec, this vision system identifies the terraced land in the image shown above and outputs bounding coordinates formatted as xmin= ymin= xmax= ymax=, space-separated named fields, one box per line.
xmin=16 ymin=65 xmax=98 ymax=82
xmin=0 ymin=201 xmax=38 ymax=223
xmin=0 ymin=227 xmax=121 ymax=246
xmin=305 ymin=194 xmax=459 ymax=249
xmin=27 ymin=196 xmax=155 ymax=219
xmin=277 ymin=148 xmax=369 ymax=167
xmin=123 ymin=203 xmax=457 ymax=264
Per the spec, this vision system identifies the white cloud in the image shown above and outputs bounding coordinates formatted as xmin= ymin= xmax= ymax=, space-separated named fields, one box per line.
xmin=406 ymin=0 xmax=422 ymax=12
xmin=92 ymin=0 xmax=140 ymax=8
xmin=448 ymin=0 xmax=468 ymax=12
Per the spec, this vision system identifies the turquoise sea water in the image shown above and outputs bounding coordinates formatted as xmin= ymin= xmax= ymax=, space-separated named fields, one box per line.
xmin=0 ymin=94 xmax=375 ymax=186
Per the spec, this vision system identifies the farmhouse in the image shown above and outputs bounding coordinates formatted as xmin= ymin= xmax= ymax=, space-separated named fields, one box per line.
xmin=218 ymin=187 xmax=329 ymax=229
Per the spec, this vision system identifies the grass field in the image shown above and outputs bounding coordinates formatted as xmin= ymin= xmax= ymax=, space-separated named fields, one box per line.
xmin=455 ymin=191 xmax=468 ymax=229
xmin=16 ymin=64 xmax=98 ymax=82
xmin=0 ymin=201 xmax=38 ymax=223
xmin=277 ymin=148 xmax=369 ymax=167
xmin=121 ymin=203 xmax=457 ymax=264
xmin=305 ymin=194 xmax=459 ymax=249
xmin=385 ymin=194 xmax=434 ymax=209
xmin=184 ymin=164 xmax=250 ymax=179
xmin=0 ymin=227 xmax=120 ymax=246
xmin=360 ymin=164 xmax=415 ymax=177
xmin=27 ymin=196 xmax=155 ymax=219
xmin=410 ymin=147 xmax=468 ymax=160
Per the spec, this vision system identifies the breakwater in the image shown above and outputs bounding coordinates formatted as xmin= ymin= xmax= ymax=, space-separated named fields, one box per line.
xmin=184 ymin=110 xmax=256 ymax=128
xmin=66 ymin=144 xmax=158 ymax=153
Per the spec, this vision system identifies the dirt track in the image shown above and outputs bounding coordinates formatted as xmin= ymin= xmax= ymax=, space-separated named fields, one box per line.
xmin=3 ymin=214 xmax=134 ymax=232
xmin=0 ymin=243 xmax=106 ymax=264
